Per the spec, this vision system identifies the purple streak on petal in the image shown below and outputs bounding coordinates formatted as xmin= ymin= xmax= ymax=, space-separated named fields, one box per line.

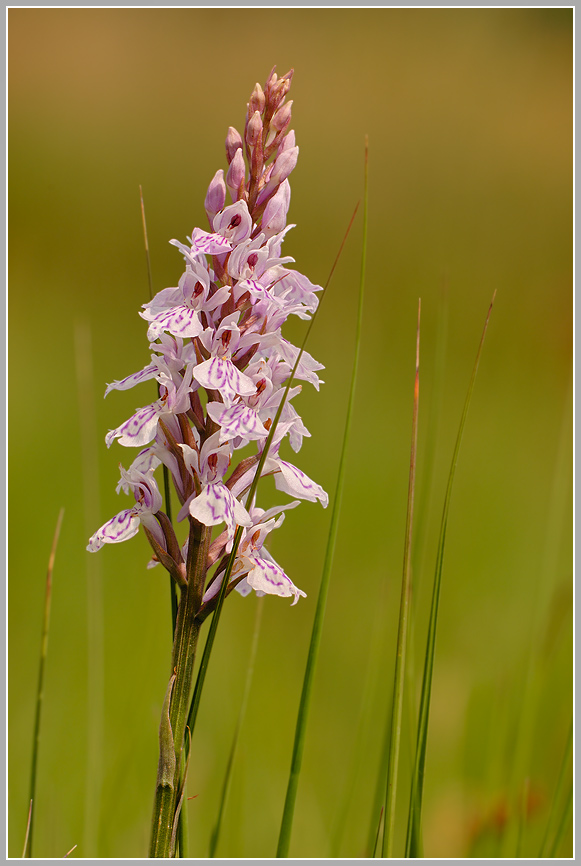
xmin=194 ymin=357 xmax=255 ymax=404
xmin=146 ymin=306 xmax=203 ymax=341
xmin=105 ymin=404 xmax=159 ymax=449
xmin=246 ymin=556 xmax=306 ymax=605
xmin=104 ymin=364 xmax=158 ymax=397
xmin=190 ymin=228 xmax=232 ymax=256
xmin=87 ymin=509 xmax=140 ymax=551
xmin=274 ymin=459 xmax=329 ymax=507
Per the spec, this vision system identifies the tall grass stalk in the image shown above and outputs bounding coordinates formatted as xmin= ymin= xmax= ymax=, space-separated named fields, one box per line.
xmin=24 ymin=506 xmax=64 ymax=858
xmin=276 ymin=141 xmax=368 ymax=858
xmin=401 ymin=284 xmax=448 ymax=847
xmin=209 ymin=596 xmax=264 ymax=857
xmin=405 ymin=293 xmax=496 ymax=857
xmin=177 ymin=200 xmax=362 ymax=852
xmin=366 ymin=691 xmax=392 ymax=858
xmin=381 ymin=300 xmax=421 ymax=858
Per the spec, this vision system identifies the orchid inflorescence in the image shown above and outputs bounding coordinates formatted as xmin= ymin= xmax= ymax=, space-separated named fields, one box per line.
xmin=87 ymin=67 xmax=327 ymax=609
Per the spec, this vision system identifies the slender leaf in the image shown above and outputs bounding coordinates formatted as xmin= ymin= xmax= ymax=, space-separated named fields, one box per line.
xmin=382 ymin=300 xmax=421 ymax=857
xmin=405 ymin=293 xmax=496 ymax=857
xmin=181 ymin=198 xmax=360 ymax=782
xmin=24 ymin=507 xmax=64 ymax=858
xmin=276 ymin=140 xmax=368 ymax=858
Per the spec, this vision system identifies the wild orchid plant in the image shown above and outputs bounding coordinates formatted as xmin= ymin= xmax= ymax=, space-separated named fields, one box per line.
xmin=86 ymin=67 xmax=327 ymax=856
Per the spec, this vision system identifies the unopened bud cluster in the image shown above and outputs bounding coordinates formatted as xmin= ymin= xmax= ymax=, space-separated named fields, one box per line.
xmin=87 ymin=68 xmax=327 ymax=608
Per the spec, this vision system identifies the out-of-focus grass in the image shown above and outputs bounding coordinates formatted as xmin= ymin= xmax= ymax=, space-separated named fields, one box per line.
xmin=8 ymin=8 xmax=571 ymax=858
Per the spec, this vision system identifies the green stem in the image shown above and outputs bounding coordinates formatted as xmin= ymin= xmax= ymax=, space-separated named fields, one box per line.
xmin=277 ymin=141 xmax=368 ymax=859
xmin=382 ymin=301 xmax=420 ymax=858
xmin=25 ymin=507 xmax=64 ymax=858
xmin=405 ymin=293 xmax=496 ymax=857
xmin=149 ymin=519 xmax=210 ymax=858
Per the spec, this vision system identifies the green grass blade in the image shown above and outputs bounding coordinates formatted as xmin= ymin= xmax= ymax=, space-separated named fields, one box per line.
xmin=372 ymin=808 xmax=385 ymax=858
xmin=181 ymin=198 xmax=361 ymax=791
xmin=24 ymin=507 xmax=64 ymax=858
xmin=539 ymin=718 xmax=572 ymax=857
xmin=276 ymin=141 xmax=368 ymax=859
xmin=381 ymin=301 xmax=421 ymax=858
xmin=366 ymin=685 xmax=392 ymax=858
xmin=405 ymin=293 xmax=496 ymax=857
xmin=209 ymin=596 xmax=264 ymax=857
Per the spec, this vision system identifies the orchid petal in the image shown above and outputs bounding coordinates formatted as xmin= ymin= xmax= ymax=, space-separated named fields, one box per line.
xmin=272 ymin=458 xmax=328 ymax=507
xmin=246 ymin=555 xmax=306 ymax=605
xmin=105 ymin=404 xmax=159 ymax=448
xmin=104 ymin=364 xmax=158 ymax=397
xmin=207 ymin=401 xmax=268 ymax=443
xmin=146 ymin=307 xmax=204 ymax=341
xmin=188 ymin=482 xmax=252 ymax=551
xmin=86 ymin=509 xmax=140 ymax=551
xmin=194 ymin=357 xmax=255 ymax=404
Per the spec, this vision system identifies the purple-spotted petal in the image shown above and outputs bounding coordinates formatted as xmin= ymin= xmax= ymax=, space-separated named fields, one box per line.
xmin=188 ymin=482 xmax=252 ymax=551
xmin=189 ymin=228 xmax=233 ymax=256
xmin=105 ymin=404 xmax=159 ymax=448
xmin=194 ymin=357 xmax=255 ymax=404
xmin=146 ymin=306 xmax=204 ymax=341
xmin=207 ymin=401 xmax=268 ymax=443
xmin=104 ymin=364 xmax=158 ymax=397
xmin=271 ymin=458 xmax=328 ymax=507
xmin=246 ymin=555 xmax=306 ymax=605
xmin=86 ymin=509 xmax=140 ymax=551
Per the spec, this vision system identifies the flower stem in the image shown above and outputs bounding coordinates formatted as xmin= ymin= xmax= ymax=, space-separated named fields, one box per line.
xmin=25 ymin=508 xmax=64 ymax=858
xmin=149 ymin=518 xmax=210 ymax=858
xmin=382 ymin=301 xmax=421 ymax=858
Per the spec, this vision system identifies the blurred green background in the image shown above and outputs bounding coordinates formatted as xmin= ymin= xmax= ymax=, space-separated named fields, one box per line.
xmin=9 ymin=8 xmax=572 ymax=859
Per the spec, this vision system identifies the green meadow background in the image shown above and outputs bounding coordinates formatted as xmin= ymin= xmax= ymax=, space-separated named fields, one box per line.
xmin=9 ymin=8 xmax=572 ymax=859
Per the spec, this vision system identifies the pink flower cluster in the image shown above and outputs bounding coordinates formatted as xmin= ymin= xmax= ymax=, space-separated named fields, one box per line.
xmin=87 ymin=68 xmax=327 ymax=606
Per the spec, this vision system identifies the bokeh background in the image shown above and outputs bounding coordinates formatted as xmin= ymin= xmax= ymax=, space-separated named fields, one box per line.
xmin=9 ymin=7 xmax=572 ymax=859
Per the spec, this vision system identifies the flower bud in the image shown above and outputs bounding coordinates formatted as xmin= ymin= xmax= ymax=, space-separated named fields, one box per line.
xmin=271 ymin=145 xmax=299 ymax=186
xmin=226 ymin=147 xmax=246 ymax=202
xmin=271 ymin=100 xmax=292 ymax=133
xmin=269 ymin=73 xmax=293 ymax=114
xmin=261 ymin=179 xmax=291 ymax=239
xmin=204 ymin=169 xmax=226 ymax=225
xmin=277 ymin=128 xmax=296 ymax=157
xmin=249 ymin=82 xmax=265 ymax=115
xmin=225 ymin=126 xmax=243 ymax=164
xmin=264 ymin=66 xmax=278 ymax=99
xmin=246 ymin=110 xmax=263 ymax=148
xmin=255 ymin=145 xmax=298 ymax=210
